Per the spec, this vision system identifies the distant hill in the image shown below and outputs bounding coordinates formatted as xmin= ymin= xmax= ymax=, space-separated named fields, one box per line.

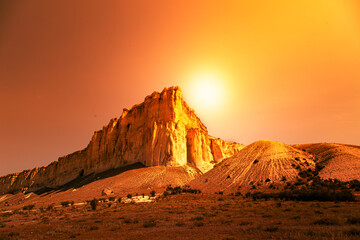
xmin=190 ymin=140 xmax=315 ymax=193
xmin=294 ymin=143 xmax=360 ymax=181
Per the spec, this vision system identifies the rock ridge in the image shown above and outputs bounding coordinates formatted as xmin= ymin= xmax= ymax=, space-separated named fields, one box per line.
xmin=0 ymin=86 xmax=244 ymax=194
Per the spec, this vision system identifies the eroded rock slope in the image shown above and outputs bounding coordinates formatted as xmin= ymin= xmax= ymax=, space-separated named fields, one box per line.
xmin=190 ymin=140 xmax=315 ymax=193
xmin=294 ymin=143 xmax=360 ymax=181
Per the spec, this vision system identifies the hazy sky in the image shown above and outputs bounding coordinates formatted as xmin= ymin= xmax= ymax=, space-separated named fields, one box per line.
xmin=1 ymin=0 xmax=360 ymax=176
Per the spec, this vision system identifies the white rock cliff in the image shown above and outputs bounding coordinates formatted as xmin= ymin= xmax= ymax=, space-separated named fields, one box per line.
xmin=0 ymin=87 xmax=244 ymax=194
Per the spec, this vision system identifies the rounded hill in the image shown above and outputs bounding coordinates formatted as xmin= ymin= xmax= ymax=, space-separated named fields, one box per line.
xmin=190 ymin=140 xmax=315 ymax=193
xmin=294 ymin=143 xmax=360 ymax=181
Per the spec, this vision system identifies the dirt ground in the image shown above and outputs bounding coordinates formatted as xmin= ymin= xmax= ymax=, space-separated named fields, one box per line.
xmin=1 ymin=194 xmax=360 ymax=240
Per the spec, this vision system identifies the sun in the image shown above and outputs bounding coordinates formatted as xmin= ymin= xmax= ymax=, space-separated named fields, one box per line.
xmin=187 ymin=73 xmax=225 ymax=111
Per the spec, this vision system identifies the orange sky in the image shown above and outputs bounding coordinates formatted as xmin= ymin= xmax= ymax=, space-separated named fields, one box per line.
xmin=0 ymin=0 xmax=359 ymax=176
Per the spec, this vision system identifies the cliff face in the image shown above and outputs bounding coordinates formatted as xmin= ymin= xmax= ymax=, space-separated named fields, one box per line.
xmin=0 ymin=87 xmax=244 ymax=194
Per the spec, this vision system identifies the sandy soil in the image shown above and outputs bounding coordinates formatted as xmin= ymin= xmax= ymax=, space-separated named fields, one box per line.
xmin=0 ymin=166 xmax=197 ymax=210
xmin=1 ymin=194 xmax=360 ymax=240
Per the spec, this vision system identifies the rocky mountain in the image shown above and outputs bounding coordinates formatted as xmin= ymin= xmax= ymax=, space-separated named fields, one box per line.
xmin=0 ymin=87 xmax=244 ymax=194
xmin=190 ymin=140 xmax=316 ymax=193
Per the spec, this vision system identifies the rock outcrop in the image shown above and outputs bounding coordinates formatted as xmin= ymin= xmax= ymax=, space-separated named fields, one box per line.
xmin=0 ymin=87 xmax=244 ymax=194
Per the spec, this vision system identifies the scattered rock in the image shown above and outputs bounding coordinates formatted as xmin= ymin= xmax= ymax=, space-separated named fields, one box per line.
xmin=101 ymin=188 xmax=114 ymax=197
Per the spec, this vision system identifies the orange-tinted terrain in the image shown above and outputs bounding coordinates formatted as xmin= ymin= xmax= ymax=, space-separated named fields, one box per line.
xmin=1 ymin=88 xmax=360 ymax=239
xmin=1 ymin=1 xmax=360 ymax=239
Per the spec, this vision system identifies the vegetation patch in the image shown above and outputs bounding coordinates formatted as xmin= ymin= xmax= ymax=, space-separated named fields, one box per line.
xmin=22 ymin=204 xmax=35 ymax=210
xmin=175 ymin=221 xmax=185 ymax=226
xmin=166 ymin=185 xmax=201 ymax=195
xmin=190 ymin=216 xmax=204 ymax=221
xmin=90 ymin=198 xmax=98 ymax=210
xmin=143 ymin=219 xmax=156 ymax=228
xmin=264 ymin=226 xmax=279 ymax=232
xmin=313 ymin=217 xmax=341 ymax=226
xmin=193 ymin=221 xmax=204 ymax=227
xmin=344 ymin=228 xmax=360 ymax=236
xmin=347 ymin=217 xmax=360 ymax=225
xmin=61 ymin=201 xmax=74 ymax=207
xmin=246 ymin=178 xmax=357 ymax=202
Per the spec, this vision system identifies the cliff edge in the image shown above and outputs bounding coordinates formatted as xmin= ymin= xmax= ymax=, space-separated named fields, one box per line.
xmin=0 ymin=86 xmax=244 ymax=194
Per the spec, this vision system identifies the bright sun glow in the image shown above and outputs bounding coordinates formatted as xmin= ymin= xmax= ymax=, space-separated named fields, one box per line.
xmin=188 ymin=73 xmax=225 ymax=111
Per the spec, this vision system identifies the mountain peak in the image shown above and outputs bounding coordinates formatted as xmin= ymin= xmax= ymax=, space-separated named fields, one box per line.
xmin=144 ymin=86 xmax=181 ymax=102
xmin=0 ymin=87 xmax=243 ymax=194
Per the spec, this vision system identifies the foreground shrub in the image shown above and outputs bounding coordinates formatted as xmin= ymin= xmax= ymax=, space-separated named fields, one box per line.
xmin=8 ymin=232 xmax=19 ymax=237
xmin=249 ymin=187 xmax=356 ymax=202
xmin=313 ymin=217 xmax=341 ymax=226
xmin=165 ymin=185 xmax=201 ymax=195
xmin=46 ymin=204 xmax=54 ymax=211
xmin=193 ymin=221 xmax=204 ymax=227
xmin=22 ymin=204 xmax=35 ymax=210
xmin=265 ymin=227 xmax=279 ymax=232
xmin=344 ymin=228 xmax=360 ymax=236
xmin=61 ymin=201 xmax=73 ymax=207
xmin=349 ymin=180 xmax=360 ymax=191
xmin=235 ymin=192 xmax=242 ymax=197
xmin=347 ymin=217 xmax=360 ymax=225
xmin=90 ymin=199 xmax=98 ymax=210
xmin=175 ymin=221 xmax=185 ymax=226
xmin=89 ymin=226 xmax=99 ymax=230
xmin=143 ymin=219 xmax=156 ymax=228
xmin=124 ymin=218 xmax=132 ymax=224
xmin=190 ymin=216 xmax=204 ymax=221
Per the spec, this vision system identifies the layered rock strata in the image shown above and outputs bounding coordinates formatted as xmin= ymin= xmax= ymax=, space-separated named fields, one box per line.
xmin=0 ymin=87 xmax=243 ymax=194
